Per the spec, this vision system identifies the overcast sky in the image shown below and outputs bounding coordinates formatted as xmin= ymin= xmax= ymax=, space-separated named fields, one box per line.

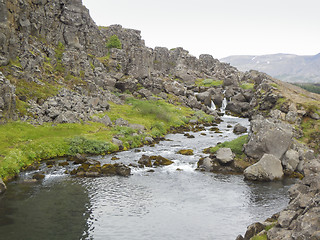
xmin=82 ymin=0 xmax=320 ymax=59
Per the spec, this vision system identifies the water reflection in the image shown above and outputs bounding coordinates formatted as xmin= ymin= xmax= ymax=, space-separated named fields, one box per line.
xmin=0 ymin=179 xmax=91 ymax=240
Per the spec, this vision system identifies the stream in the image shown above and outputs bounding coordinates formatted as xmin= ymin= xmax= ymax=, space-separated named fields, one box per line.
xmin=0 ymin=114 xmax=295 ymax=240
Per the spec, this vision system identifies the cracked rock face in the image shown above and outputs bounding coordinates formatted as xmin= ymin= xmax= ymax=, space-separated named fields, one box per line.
xmin=0 ymin=71 xmax=16 ymax=123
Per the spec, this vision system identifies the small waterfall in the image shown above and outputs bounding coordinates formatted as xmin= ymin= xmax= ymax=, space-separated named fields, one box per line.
xmin=221 ymin=97 xmax=227 ymax=113
xmin=210 ymin=100 xmax=216 ymax=111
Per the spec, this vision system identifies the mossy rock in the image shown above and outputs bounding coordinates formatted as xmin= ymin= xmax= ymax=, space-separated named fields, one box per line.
xmin=177 ymin=149 xmax=194 ymax=155
xmin=46 ymin=160 xmax=56 ymax=166
xmin=32 ymin=173 xmax=45 ymax=180
xmin=23 ymin=162 xmax=40 ymax=171
xmin=151 ymin=155 xmax=174 ymax=166
xmin=58 ymin=161 xmax=69 ymax=167
xmin=101 ymin=164 xmax=117 ymax=175
xmin=111 ymin=156 xmax=120 ymax=160
xmin=138 ymin=155 xmax=152 ymax=167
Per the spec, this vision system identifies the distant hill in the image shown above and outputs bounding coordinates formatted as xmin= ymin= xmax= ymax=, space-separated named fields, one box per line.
xmin=221 ymin=53 xmax=320 ymax=83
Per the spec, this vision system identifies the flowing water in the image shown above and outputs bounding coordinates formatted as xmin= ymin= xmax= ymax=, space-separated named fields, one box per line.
xmin=0 ymin=114 xmax=294 ymax=240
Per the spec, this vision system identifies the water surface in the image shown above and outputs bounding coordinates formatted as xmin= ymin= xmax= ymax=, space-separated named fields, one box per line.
xmin=0 ymin=115 xmax=294 ymax=240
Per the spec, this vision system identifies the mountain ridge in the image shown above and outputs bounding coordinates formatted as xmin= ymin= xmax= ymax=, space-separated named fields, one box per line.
xmin=221 ymin=53 xmax=320 ymax=83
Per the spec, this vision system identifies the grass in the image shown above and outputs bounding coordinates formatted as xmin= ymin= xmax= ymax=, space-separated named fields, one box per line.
xmin=210 ymin=135 xmax=248 ymax=156
xmin=0 ymin=98 xmax=214 ymax=179
xmin=195 ymin=78 xmax=223 ymax=87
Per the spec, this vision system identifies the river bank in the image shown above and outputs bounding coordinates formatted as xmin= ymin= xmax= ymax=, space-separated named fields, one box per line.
xmin=0 ymin=113 xmax=296 ymax=240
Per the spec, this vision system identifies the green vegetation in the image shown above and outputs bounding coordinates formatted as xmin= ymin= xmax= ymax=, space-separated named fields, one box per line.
xmin=54 ymin=42 xmax=66 ymax=74
xmin=294 ymin=83 xmax=320 ymax=94
xmin=106 ymin=35 xmax=122 ymax=49
xmin=210 ymin=135 xmax=248 ymax=156
xmin=195 ymin=78 xmax=223 ymax=87
xmin=300 ymin=117 xmax=320 ymax=153
xmin=0 ymin=98 xmax=215 ymax=179
xmin=251 ymin=234 xmax=267 ymax=240
xmin=274 ymin=97 xmax=288 ymax=110
xmin=240 ymin=82 xmax=254 ymax=90
xmin=97 ymin=55 xmax=110 ymax=69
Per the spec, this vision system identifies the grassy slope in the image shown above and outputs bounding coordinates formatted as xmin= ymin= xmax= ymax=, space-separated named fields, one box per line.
xmin=0 ymin=98 xmax=213 ymax=179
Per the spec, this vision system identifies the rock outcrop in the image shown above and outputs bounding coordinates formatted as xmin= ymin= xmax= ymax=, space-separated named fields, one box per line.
xmin=0 ymin=71 xmax=16 ymax=123
xmin=244 ymin=116 xmax=294 ymax=160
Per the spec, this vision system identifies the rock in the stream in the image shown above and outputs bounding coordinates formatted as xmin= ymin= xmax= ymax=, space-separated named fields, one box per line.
xmin=0 ymin=178 xmax=6 ymax=195
xmin=151 ymin=155 xmax=174 ymax=166
xmin=244 ymin=154 xmax=284 ymax=181
xmin=67 ymin=153 xmax=88 ymax=164
xmin=197 ymin=157 xmax=213 ymax=172
xmin=233 ymin=123 xmax=247 ymax=135
xmin=215 ymin=148 xmax=234 ymax=165
xmin=138 ymin=155 xmax=152 ymax=167
xmin=177 ymin=149 xmax=194 ymax=155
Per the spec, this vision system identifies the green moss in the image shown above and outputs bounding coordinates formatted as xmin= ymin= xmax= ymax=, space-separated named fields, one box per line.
xmin=270 ymin=83 xmax=279 ymax=89
xmin=210 ymin=135 xmax=248 ymax=156
xmin=177 ymin=149 xmax=194 ymax=155
xmin=274 ymin=97 xmax=287 ymax=110
xmin=240 ymin=82 xmax=254 ymax=90
xmin=195 ymin=78 xmax=223 ymax=87
xmin=251 ymin=234 xmax=267 ymax=240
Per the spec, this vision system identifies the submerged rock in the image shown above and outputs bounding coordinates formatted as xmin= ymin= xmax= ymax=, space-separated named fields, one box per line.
xmin=244 ymin=154 xmax=284 ymax=181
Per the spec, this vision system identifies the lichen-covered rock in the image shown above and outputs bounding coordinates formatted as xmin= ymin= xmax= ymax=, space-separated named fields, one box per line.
xmin=244 ymin=154 xmax=284 ymax=181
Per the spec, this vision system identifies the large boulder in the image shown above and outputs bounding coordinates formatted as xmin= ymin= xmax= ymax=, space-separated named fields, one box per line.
xmin=215 ymin=148 xmax=234 ymax=165
xmin=244 ymin=154 xmax=284 ymax=181
xmin=0 ymin=178 xmax=6 ymax=195
xmin=244 ymin=117 xmax=293 ymax=160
